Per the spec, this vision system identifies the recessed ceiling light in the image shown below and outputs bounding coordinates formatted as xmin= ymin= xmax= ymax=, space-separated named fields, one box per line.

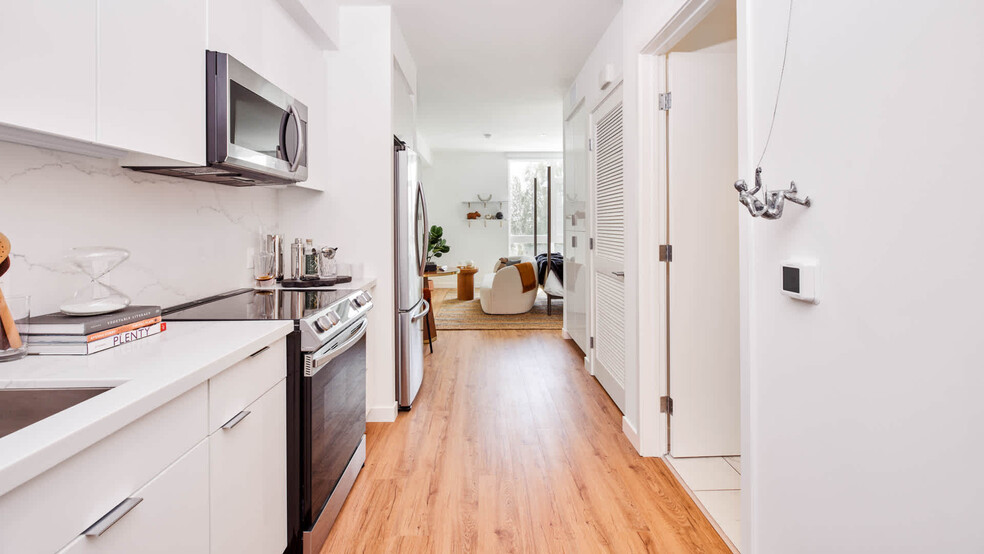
xmin=483 ymin=133 xmax=492 ymax=139
xmin=539 ymin=134 xmax=547 ymax=138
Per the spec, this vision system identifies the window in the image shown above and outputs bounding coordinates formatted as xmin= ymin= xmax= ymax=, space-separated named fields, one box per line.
xmin=508 ymin=157 xmax=564 ymax=257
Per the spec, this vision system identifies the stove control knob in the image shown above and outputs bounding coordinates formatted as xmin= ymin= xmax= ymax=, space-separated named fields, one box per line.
xmin=315 ymin=312 xmax=340 ymax=332
xmin=360 ymin=291 xmax=373 ymax=304
xmin=351 ymin=298 xmax=362 ymax=309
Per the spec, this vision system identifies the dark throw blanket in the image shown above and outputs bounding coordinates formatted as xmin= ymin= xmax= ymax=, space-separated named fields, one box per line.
xmin=535 ymin=253 xmax=564 ymax=286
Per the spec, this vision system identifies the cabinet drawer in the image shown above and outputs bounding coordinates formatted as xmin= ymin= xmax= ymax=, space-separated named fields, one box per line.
xmin=0 ymin=383 xmax=207 ymax=554
xmin=210 ymin=379 xmax=287 ymax=554
xmin=209 ymin=338 xmax=286 ymax=433
xmin=56 ymin=440 xmax=209 ymax=554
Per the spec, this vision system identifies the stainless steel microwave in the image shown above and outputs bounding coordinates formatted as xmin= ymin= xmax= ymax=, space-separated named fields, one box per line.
xmin=126 ymin=51 xmax=308 ymax=186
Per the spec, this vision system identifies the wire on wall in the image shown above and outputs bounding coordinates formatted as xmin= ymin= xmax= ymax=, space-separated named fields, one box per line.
xmin=734 ymin=0 xmax=811 ymax=220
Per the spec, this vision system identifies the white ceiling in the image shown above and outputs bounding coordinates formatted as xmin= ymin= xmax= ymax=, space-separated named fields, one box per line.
xmin=345 ymin=0 xmax=621 ymax=152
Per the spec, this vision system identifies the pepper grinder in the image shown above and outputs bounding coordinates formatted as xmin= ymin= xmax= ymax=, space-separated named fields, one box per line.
xmin=290 ymin=238 xmax=304 ymax=279
xmin=266 ymin=234 xmax=284 ymax=281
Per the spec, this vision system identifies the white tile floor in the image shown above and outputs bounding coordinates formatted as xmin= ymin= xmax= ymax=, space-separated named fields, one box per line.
xmin=667 ymin=456 xmax=742 ymax=551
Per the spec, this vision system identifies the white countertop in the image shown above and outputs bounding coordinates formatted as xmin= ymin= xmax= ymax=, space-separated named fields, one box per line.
xmin=0 ymin=320 xmax=293 ymax=496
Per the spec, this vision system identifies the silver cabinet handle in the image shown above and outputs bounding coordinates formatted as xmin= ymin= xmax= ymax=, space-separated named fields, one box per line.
xmin=612 ymin=271 xmax=625 ymax=277
xmin=249 ymin=345 xmax=270 ymax=358
xmin=222 ymin=410 xmax=251 ymax=430
xmin=84 ymin=497 xmax=143 ymax=537
xmin=288 ymin=104 xmax=304 ymax=172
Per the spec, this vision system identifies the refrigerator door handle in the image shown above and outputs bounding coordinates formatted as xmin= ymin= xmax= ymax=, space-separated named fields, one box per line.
xmin=417 ymin=182 xmax=429 ymax=277
xmin=411 ymin=300 xmax=430 ymax=323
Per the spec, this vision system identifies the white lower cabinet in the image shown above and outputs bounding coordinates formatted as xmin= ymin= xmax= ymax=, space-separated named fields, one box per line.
xmin=57 ymin=441 xmax=210 ymax=554
xmin=209 ymin=379 xmax=288 ymax=554
xmin=0 ymin=338 xmax=287 ymax=554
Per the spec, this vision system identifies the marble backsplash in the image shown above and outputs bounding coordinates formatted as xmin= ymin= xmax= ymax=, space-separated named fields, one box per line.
xmin=0 ymin=141 xmax=280 ymax=315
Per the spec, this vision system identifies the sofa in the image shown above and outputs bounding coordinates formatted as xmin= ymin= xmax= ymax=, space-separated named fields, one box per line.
xmin=479 ymin=256 xmax=538 ymax=315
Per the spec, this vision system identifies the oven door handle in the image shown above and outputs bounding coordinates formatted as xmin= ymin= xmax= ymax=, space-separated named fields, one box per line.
xmin=307 ymin=317 xmax=369 ymax=375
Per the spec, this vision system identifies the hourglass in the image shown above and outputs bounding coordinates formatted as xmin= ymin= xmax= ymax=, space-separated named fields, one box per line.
xmin=60 ymin=247 xmax=132 ymax=315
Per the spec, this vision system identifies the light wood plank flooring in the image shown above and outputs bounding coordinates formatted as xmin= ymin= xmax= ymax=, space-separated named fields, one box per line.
xmin=322 ymin=326 xmax=730 ymax=553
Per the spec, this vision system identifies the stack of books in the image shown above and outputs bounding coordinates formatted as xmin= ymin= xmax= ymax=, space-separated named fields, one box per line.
xmin=26 ymin=306 xmax=165 ymax=355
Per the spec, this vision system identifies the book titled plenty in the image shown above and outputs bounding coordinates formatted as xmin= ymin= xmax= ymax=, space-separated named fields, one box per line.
xmin=28 ymin=322 xmax=167 ymax=355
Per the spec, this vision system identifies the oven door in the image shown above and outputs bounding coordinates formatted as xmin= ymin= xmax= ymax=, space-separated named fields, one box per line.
xmin=208 ymin=51 xmax=308 ymax=183
xmin=301 ymin=316 xmax=368 ymax=532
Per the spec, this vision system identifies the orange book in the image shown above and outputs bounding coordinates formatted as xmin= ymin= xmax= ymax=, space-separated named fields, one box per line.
xmin=85 ymin=316 xmax=162 ymax=342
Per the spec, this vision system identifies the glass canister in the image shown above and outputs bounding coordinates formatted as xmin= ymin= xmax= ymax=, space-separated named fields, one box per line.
xmin=319 ymin=247 xmax=338 ymax=279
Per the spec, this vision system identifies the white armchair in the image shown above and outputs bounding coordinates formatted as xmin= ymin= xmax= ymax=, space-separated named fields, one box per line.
xmin=479 ymin=256 xmax=538 ymax=315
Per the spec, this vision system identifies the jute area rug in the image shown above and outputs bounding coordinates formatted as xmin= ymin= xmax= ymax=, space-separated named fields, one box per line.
xmin=434 ymin=292 xmax=563 ymax=330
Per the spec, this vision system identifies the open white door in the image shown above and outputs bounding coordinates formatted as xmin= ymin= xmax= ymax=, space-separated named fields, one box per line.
xmin=667 ymin=49 xmax=740 ymax=457
xmin=590 ymin=86 xmax=626 ymax=413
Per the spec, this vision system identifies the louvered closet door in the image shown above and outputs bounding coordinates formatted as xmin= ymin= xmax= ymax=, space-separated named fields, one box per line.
xmin=591 ymin=86 xmax=626 ymax=413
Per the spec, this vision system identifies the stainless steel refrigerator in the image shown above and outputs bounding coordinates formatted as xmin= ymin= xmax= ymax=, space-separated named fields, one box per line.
xmin=394 ymin=138 xmax=429 ymax=409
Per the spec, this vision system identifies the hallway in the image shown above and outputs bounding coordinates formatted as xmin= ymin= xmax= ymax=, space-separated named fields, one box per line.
xmin=323 ymin=328 xmax=730 ymax=553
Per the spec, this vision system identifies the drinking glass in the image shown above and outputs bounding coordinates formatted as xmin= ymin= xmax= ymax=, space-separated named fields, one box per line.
xmin=254 ymin=252 xmax=276 ymax=288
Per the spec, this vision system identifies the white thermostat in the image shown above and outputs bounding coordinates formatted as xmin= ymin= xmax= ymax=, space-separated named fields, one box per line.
xmin=781 ymin=261 xmax=820 ymax=304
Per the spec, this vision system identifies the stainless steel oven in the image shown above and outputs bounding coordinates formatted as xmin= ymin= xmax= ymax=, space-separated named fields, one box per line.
xmin=126 ymin=51 xmax=308 ymax=186
xmin=164 ymin=288 xmax=372 ymax=554
xmin=301 ymin=316 xmax=368 ymax=553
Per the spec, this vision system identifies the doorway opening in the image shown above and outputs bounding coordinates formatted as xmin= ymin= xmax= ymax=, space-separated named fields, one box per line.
xmin=649 ymin=0 xmax=742 ymax=550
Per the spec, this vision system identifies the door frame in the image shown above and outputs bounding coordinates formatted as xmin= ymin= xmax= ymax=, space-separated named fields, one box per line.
xmin=636 ymin=0 xmax=753 ymax=548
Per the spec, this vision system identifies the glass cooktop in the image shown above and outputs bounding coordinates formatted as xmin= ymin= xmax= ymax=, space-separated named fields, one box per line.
xmin=165 ymin=288 xmax=359 ymax=322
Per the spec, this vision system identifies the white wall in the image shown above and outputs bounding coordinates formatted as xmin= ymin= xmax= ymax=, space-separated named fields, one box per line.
xmin=565 ymin=10 xmax=624 ymax=121
xmin=278 ymin=6 xmax=399 ymax=422
xmin=420 ymin=151 xmax=509 ymax=288
xmin=0 ymin=141 xmax=277 ymax=314
xmin=575 ymin=0 xmax=984 ymax=551
xmin=741 ymin=1 xmax=984 ymax=552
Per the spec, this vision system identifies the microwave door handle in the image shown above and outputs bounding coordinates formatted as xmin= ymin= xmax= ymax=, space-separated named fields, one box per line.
xmin=307 ymin=317 xmax=369 ymax=375
xmin=288 ymin=104 xmax=304 ymax=173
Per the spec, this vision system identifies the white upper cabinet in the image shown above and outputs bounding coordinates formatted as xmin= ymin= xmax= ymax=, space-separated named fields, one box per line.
xmin=0 ymin=1 xmax=97 ymax=142
xmin=209 ymin=0 xmax=328 ymax=191
xmin=98 ymin=0 xmax=207 ymax=165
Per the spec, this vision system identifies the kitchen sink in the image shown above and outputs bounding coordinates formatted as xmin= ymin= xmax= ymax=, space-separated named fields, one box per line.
xmin=0 ymin=388 xmax=113 ymax=439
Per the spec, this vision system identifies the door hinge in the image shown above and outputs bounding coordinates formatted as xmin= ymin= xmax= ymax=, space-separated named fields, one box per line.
xmin=659 ymin=92 xmax=672 ymax=111
xmin=659 ymin=244 xmax=672 ymax=262
xmin=589 ymin=336 xmax=595 ymax=349
xmin=589 ymin=237 xmax=595 ymax=250
xmin=659 ymin=396 xmax=673 ymax=415
xmin=588 ymin=138 xmax=594 ymax=152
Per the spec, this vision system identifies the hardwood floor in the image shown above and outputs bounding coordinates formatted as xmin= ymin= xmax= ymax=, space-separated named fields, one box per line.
xmin=321 ymin=327 xmax=731 ymax=553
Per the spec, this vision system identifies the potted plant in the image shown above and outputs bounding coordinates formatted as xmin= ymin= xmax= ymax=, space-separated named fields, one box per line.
xmin=426 ymin=225 xmax=450 ymax=272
